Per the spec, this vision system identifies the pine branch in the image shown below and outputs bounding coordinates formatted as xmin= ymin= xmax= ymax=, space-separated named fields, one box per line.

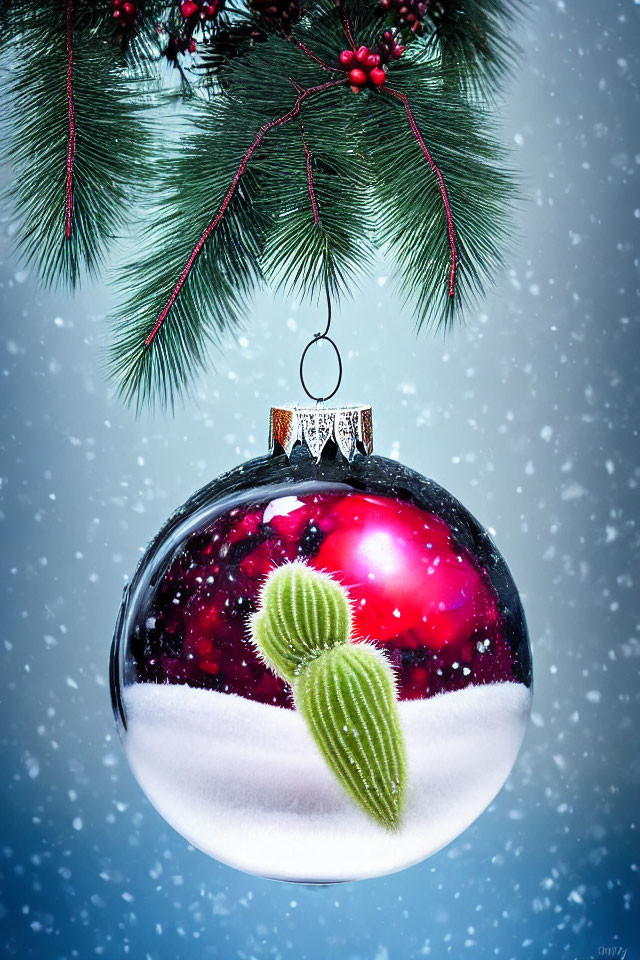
xmin=105 ymin=0 xmax=518 ymax=407
xmin=119 ymin=4 xmax=168 ymax=77
xmin=0 ymin=0 xmax=522 ymax=407
xmin=258 ymin=94 xmax=376 ymax=301
xmin=108 ymin=30 xmax=357 ymax=408
xmin=425 ymin=0 xmax=526 ymax=97
xmin=107 ymin=2 xmax=380 ymax=407
xmin=367 ymin=52 xmax=516 ymax=329
xmin=5 ymin=5 xmax=151 ymax=288
xmin=107 ymin=94 xmax=274 ymax=409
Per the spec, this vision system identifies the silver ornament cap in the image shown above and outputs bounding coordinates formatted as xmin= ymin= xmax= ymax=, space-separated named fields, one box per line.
xmin=269 ymin=404 xmax=373 ymax=462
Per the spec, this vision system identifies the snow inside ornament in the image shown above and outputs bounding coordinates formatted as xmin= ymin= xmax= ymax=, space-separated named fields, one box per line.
xmin=110 ymin=405 xmax=532 ymax=882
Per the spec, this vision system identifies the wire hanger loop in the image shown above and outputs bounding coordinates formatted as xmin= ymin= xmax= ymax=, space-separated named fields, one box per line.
xmin=299 ymin=274 xmax=343 ymax=403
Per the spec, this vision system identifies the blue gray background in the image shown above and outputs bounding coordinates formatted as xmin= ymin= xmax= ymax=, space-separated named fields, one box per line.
xmin=1 ymin=1 xmax=639 ymax=957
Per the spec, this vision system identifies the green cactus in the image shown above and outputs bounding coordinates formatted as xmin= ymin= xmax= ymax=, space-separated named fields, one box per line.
xmin=250 ymin=562 xmax=407 ymax=830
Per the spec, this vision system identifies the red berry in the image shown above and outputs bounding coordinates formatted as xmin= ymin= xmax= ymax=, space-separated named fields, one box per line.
xmin=181 ymin=1 xmax=199 ymax=17
xmin=356 ymin=45 xmax=370 ymax=64
xmin=367 ymin=53 xmax=381 ymax=67
xmin=349 ymin=67 xmax=368 ymax=86
xmin=123 ymin=1 xmax=134 ymax=14
xmin=369 ymin=67 xmax=386 ymax=86
xmin=113 ymin=0 xmax=122 ymax=6
xmin=340 ymin=49 xmax=355 ymax=65
xmin=113 ymin=8 xmax=121 ymax=16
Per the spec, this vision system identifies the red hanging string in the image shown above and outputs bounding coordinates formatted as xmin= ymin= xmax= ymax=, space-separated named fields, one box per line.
xmin=65 ymin=0 xmax=75 ymax=239
xmin=382 ymin=85 xmax=458 ymax=297
xmin=145 ymin=79 xmax=346 ymax=348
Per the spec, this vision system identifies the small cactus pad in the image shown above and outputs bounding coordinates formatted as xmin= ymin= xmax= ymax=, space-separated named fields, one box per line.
xmin=250 ymin=561 xmax=352 ymax=684
xmin=297 ymin=643 xmax=407 ymax=829
xmin=250 ymin=562 xmax=407 ymax=829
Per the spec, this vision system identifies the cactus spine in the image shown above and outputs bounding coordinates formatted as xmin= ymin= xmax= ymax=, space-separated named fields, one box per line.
xmin=250 ymin=562 xmax=407 ymax=829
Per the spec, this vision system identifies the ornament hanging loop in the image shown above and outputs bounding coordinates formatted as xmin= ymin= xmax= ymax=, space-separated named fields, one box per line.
xmin=299 ymin=336 xmax=343 ymax=403
xmin=299 ymin=275 xmax=343 ymax=403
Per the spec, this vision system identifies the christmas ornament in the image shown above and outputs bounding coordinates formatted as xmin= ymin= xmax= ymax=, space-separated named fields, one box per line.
xmin=111 ymin=405 xmax=532 ymax=882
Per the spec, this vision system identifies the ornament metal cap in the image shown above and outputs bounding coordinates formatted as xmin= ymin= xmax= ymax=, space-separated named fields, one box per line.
xmin=269 ymin=404 xmax=373 ymax=462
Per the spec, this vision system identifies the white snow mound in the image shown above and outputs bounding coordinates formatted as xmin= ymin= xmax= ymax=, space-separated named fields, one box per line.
xmin=123 ymin=681 xmax=531 ymax=882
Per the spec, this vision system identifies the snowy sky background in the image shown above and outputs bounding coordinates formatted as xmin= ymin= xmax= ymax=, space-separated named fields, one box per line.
xmin=0 ymin=1 xmax=639 ymax=957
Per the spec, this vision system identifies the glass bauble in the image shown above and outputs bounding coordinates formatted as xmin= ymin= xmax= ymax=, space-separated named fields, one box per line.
xmin=111 ymin=405 xmax=532 ymax=882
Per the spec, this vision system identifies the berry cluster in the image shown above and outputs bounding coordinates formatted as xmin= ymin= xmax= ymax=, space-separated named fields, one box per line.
xmin=112 ymin=0 xmax=137 ymax=29
xmin=377 ymin=28 xmax=405 ymax=63
xmin=340 ymin=45 xmax=387 ymax=91
xmin=380 ymin=0 xmax=429 ymax=36
xmin=248 ymin=0 xmax=303 ymax=33
xmin=180 ymin=0 xmax=220 ymax=21
xmin=340 ymin=38 xmax=403 ymax=92
xmin=162 ymin=0 xmax=223 ymax=65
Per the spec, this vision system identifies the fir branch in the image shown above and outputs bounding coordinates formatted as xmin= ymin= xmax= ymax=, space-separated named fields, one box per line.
xmin=109 ymin=31 xmax=355 ymax=408
xmin=111 ymin=81 xmax=342 ymax=404
xmin=258 ymin=89 xmax=376 ymax=301
xmin=367 ymin=52 xmax=516 ymax=329
xmin=65 ymin=0 xmax=75 ymax=239
xmin=145 ymin=79 xmax=345 ymax=348
xmin=382 ymin=84 xmax=458 ymax=297
xmin=107 ymin=89 xmax=278 ymax=409
xmin=108 ymin=168 xmax=266 ymax=407
xmin=6 ymin=8 xmax=151 ymax=287
xmin=425 ymin=0 xmax=526 ymax=97
xmin=107 ymin=0 xmax=518 ymax=406
xmin=110 ymin=0 xmax=377 ymax=394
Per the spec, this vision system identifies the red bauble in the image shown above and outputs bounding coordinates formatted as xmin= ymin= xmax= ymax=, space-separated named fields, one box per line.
xmin=313 ymin=494 xmax=499 ymax=650
xmin=114 ymin=478 xmax=527 ymax=706
xmin=111 ymin=404 xmax=532 ymax=883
